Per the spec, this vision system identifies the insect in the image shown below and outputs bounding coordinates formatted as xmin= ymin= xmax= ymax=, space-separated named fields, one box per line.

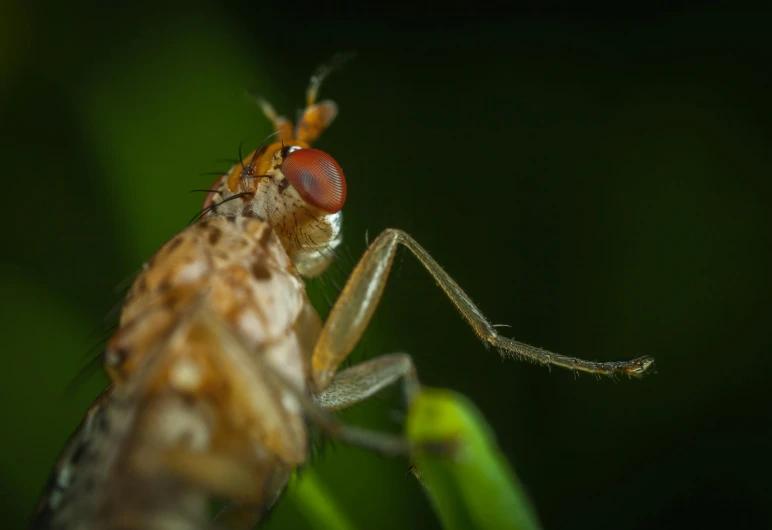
xmin=31 ymin=56 xmax=654 ymax=530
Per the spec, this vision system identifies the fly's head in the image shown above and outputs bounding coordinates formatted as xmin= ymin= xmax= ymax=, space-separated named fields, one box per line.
xmin=202 ymin=57 xmax=351 ymax=277
xmin=202 ymin=140 xmax=346 ymax=278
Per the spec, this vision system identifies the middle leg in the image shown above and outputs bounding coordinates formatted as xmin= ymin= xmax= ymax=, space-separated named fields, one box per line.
xmin=315 ymin=353 xmax=420 ymax=411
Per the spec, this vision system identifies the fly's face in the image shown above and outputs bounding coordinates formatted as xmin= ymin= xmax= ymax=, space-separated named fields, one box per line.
xmin=203 ymin=141 xmax=346 ymax=278
xmin=201 ymin=81 xmax=346 ymax=278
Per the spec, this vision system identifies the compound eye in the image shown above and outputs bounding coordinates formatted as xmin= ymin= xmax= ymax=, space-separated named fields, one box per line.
xmin=281 ymin=148 xmax=346 ymax=213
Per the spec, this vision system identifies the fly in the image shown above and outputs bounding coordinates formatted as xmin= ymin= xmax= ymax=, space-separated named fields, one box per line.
xmin=30 ymin=56 xmax=654 ymax=530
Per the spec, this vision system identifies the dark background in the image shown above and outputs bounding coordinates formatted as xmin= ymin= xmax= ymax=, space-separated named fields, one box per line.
xmin=1 ymin=4 xmax=770 ymax=529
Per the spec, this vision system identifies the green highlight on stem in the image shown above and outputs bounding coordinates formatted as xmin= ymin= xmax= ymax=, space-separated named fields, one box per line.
xmin=288 ymin=468 xmax=356 ymax=530
xmin=407 ymin=388 xmax=542 ymax=530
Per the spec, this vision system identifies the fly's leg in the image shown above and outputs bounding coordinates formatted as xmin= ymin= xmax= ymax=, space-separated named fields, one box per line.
xmin=138 ymin=446 xmax=282 ymax=505
xmin=260 ymin=358 xmax=411 ymax=457
xmin=206 ymin=309 xmax=412 ymax=458
xmin=214 ymin=354 xmax=418 ymax=530
xmin=211 ymin=417 xmax=409 ymax=530
xmin=315 ymin=353 xmax=420 ymax=410
xmin=186 ymin=317 xmax=414 ymax=529
xmin=311 ymin=228 xmax=655 ymax=390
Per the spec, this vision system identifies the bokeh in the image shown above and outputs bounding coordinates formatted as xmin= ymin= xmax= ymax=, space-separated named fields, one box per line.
xmin=1 ymin=4 xmax=770 ymax=529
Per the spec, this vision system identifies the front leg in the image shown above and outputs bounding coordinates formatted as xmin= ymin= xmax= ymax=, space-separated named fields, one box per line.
xmin=312 ymin=229 xmax=654 ymax=390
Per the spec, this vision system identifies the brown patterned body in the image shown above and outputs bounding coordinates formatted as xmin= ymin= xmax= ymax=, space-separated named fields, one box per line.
xmin=34 ymin=215 xmax=323 ymax=529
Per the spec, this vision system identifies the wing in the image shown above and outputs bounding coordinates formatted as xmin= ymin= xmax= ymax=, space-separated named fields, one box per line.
xmin=32 ymin=309 xmax=308 ymax=529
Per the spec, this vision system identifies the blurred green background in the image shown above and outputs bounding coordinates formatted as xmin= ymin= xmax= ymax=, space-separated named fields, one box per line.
xmin=1 ymin=4 xmax=770 ymax=529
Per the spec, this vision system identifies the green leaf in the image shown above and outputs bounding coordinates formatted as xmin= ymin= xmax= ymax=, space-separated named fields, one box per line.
xmin=407 ymin=388 xmax=542 ymax=530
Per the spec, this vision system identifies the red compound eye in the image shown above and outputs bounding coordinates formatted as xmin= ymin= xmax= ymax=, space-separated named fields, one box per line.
xmin=281 ymin=148 xmax=346 ymax=213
